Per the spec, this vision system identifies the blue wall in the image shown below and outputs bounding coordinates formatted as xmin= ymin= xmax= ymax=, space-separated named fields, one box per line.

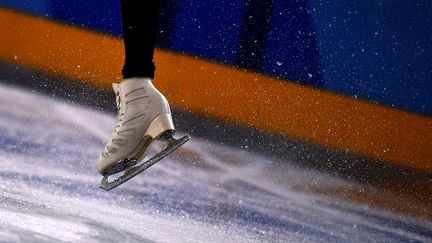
xmin=1 ymin=0 xmax=431 ymax=115
xmin=263 ymin=0 xmax=324 ymax=87
xmin=309 ymin=0 xmax=432 ymax=115
xmin=170 ymin=0 xmax=245 ymax=64
xmin=49 ymin=0 xmax=122 ymax=36
xmin=0 ymin=0 xmax=50 ymax=16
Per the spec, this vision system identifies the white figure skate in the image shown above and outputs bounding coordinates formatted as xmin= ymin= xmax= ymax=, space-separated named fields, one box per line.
xmin=96 ymin=78 xmax=189 ymax=190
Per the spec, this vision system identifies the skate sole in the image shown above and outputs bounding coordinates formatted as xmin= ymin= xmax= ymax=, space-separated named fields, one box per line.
xmin=100 ymin=132 xmax=190 ymax=191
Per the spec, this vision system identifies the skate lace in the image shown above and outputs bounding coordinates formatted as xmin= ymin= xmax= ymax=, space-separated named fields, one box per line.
xmin=114 ymin=90 xmax=125 ymax=133
xmin=104 ymin=91 xmax=124 ymax=156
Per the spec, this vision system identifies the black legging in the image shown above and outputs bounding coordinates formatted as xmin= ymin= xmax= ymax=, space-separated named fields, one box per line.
xmin=120 ymin=0 xmax=160 ymax=79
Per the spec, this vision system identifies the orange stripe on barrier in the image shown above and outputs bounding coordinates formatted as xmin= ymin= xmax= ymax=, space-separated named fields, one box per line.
xmin=1 ymin=9 xmax=431 ymax=172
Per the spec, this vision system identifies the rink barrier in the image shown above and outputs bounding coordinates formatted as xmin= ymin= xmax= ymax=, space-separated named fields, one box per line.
xmin=0 ymin=9 xmax=431 ymax=173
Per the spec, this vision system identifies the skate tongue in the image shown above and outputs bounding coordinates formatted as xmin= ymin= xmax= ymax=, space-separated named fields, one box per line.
xmin=112 ymin=83 xmax=121 ymax=111
xmin=112 ymin=83 xmax=120 ymax=93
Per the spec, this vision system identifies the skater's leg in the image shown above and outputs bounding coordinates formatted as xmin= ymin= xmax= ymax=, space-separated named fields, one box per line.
xmin=120 ymin=0 xmax=160 ymax=79
xmin=96 ymin=0 xmax=189 ymax=186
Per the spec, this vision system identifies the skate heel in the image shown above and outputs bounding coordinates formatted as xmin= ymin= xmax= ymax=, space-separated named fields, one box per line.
xmin=146 ymin=113 xmax=175 ymax=139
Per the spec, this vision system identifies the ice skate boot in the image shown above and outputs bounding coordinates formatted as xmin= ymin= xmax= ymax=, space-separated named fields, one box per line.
xmin=96 ymin=78 xmax=189 ymax=190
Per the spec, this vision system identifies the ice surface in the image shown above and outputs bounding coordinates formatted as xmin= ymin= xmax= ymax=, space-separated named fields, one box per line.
xmin=0 ymin=83 xmax=431 ymax=242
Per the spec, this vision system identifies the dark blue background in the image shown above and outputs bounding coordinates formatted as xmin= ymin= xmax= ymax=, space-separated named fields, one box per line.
xmin=0 ymin=0 xmax=431 ymax=115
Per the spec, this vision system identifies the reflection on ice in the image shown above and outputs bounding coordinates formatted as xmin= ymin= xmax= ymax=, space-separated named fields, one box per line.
xmin=0 ymin=83 xmax=431 ymax=242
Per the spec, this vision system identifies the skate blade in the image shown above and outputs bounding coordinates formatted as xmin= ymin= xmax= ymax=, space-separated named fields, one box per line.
xmin=100 ymin=132 xmax=190 ymax=191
